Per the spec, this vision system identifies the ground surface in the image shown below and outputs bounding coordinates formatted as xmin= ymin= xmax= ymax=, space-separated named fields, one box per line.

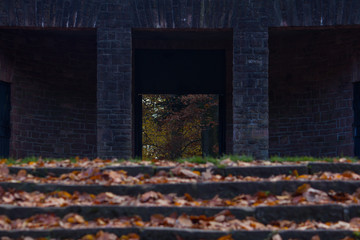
xmin=0 ymin=158 xmax=360 ymax=239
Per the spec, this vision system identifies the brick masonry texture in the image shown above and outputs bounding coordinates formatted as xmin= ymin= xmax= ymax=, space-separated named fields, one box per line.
xmin=0 ymin=29 xmax=97 ymax=158
xmin=0 ymin=1 xmax=359 ymax=159
xmin=269 ymin=28 xmax=356 ymax=157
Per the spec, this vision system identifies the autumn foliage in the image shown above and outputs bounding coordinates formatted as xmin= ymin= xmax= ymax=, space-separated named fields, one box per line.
xmin=142 ymin=94 xmax=219 ymax=159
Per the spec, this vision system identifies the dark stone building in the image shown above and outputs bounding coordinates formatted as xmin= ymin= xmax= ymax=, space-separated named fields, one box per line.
xmin=0 ymin=0 xmax=359 ymax=159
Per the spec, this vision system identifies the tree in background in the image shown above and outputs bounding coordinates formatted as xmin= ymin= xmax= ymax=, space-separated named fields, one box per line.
xmin=142 ymin=94 xmax=218 ymax=160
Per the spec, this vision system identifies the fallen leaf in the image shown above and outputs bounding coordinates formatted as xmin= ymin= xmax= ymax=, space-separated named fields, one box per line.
xmin=96 ymin=230 xmax=118 ymax=240
xmin=140 ymin=191 xmax=159 ymax=202
xmin=126 ymin=233 xmax=140 ymax=240
xmin=184 ymin=193 xmax=193 ymax=201
xmin=201 ymin=168 xmax=213 ymax=181
xmin=80 ymin=234 xmax=95 ymax=240
xmin=176 ymin=214 xmax=193 ymax=228
xmin=350 ymin=218 xmax=360 ymax=228
xmin=0 ymin=164 xmax=9 ymax=177
xmin=170 ymin=166 xmax=199 ymax=178
xmin=217 ymin=234 xmax=234 ymax=240
xmin=292 ymin=170 xmax=299 ymax=177
xmin=311 ymin=235 xmax=321 ymax=240
xmin=64 ymin=213 xmax=85 ymax=224
xmin=303 ymin=188 xmax=330 ymax=203
xmin=150 ymin=214 xmax=165 ymax=225
xmin=295 ymin=184 xmax=311 ymax=195
xmin=272 ymin=234 xmax=282 ymax=240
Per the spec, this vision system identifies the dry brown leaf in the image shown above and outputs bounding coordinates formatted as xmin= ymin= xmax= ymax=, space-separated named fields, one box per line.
xmin=96 ymin=230 xmax=118 ymax=240
xmin=272 ymin=234 xmax=282 ymax=240
xmin=170 ymin=166 xmax=199 ymax=178
xmin=179 ymin=168 xmax=200 ymax=178
xmin=140 ymin=191 xmax=159 ymax=202
xmin=17 ymin=169 xmax=27 ymax=179
xmin=303 ymin=188 xmax=330 ymax=203
xmin=63 ymin=213 xmax=85 ymax=224
xmin=219 ymin=158 xmax=234 ymax=166
xmin=184 ymin=193 xmax=193 ymax=201
xmin=176 ymin=214 xmax=193 ymax=228
xmin=150 ymin=214 xmax=165 ymax=225
xmin=350 ymin=218 xmax=360 ymax=228
xmin=311 ymin=235 xmax=320 ymax=240
xmin=201 ymin=168 xmax=213 ymax=181
xmin=0 ymin=164 xmax=9 ymax=177
xmin=126 ymin=233 xmax=140 ymax=240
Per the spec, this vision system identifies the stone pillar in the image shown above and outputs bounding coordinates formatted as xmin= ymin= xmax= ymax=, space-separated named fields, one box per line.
xmin=232 ymin=28 xmax=269 ymax=159
xmin=97 ymin=1 xmax=132 ymax=159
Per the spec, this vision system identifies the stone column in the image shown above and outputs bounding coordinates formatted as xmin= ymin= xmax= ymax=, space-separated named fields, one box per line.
xmin=97 ymin=1 xmax=132 ymax=159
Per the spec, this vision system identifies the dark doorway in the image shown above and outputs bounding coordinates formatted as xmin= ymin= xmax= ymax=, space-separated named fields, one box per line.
xmin=0 ymin=81 xmax=10 ymax=158
xmin=354 ymin=82 xmax=360 ymax=157
xmin=134 ymin=49 xmax=225 ymax=158
xmin=132 ymin=30 xmax=232 ymax=159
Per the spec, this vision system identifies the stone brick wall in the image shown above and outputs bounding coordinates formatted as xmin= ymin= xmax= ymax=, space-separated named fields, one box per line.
xmin=0 ymin=29 xmax=97 ymax=158
xmin=129 ymin=0 xmax=269 ymax=159
xmin=0 ymin=1 xmax=360 ymax=159
xmin=269 ymin=28 xmax=357 ymax=157
xmin=96 ymin=2 xmax=132 ymax=159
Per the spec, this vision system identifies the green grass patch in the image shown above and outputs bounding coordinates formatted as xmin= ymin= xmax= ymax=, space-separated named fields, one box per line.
xmin=353 ymin=231 xmax=360 ymax=240
xmin=2 ymin=156 xmax=77 ymax=165
xmin=1 ymin=155 xmax=359 ymax=165
xmin=270 ymin=155 xmax=358 ymax=163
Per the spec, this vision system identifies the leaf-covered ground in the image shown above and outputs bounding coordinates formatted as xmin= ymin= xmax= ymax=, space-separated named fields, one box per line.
xmin=0 ymin=164 xmax=360 ymax=185
xmin=0 ymin=184 xmax=358 ymax=207
xmin=0 ymin=233 xmax=358 ymax=240
xmin=0 ymin=211 xmax=360 ymax=231
xmin=0 ymin=231 xmax=140 ymax=240
xmin=1 ymin=158 xmax=360 ymax=240
xmin=2 ymin=156 xmax=356 ymax=168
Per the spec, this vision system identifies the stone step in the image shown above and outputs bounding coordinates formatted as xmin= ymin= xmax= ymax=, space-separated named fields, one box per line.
xmin=8 ymin=162 xmax=360 ymax=177
xmin=0 ymin=180 xmax=358 ymax=197
xmin=0 ymin=227 xmax=353 ymax=240
xmin=0 ymin=204 xmax=357 ymax=223
xmin=3 ymin=163 xmax=360 ymax=239
xmin=8 ymin=165 xmax=307 ymax=177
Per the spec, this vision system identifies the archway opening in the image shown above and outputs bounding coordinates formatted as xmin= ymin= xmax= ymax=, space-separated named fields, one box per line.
xmin=132 ymin=29 xmax=233 ymax=159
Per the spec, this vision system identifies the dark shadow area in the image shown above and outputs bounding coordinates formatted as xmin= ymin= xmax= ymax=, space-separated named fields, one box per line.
xmin=0 ymin=28 xmax=97 ymax=158
xmin=132 ymin=29 xmax=233 ymax=159
xmin=269 ymin=27 xmax=359 ymax=157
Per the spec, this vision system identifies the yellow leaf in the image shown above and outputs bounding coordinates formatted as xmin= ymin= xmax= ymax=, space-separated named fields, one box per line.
xmin=80 ymin=234 xmax=95 ymax=240
xmin=67 ymin=217 xmax=76 ymax=223
xmin=295 ymin=184 xmax=311 ymax=194
xmin=57 ymin=191 xmax=72 ymax=199
xmin=217 ymin=234 xmax=234 ymax=240
xmin=134 ymin=221 xmax=144 ymax=227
